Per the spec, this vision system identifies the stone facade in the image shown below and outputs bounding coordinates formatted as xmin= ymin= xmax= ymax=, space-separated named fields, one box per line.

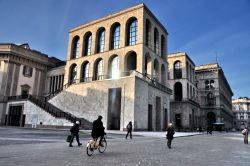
xmin=6 ymin=100 xmax=72 ymax=127
xmin=0 ymin=43 xmax=64 ymax=125
xmin=232 ymin=97 xmax=250 ymax=130
xmin=167 ymin=52 xmax=200 ymax=130
xmin=195 ymin=63 xmax=234 ymax=130
xmin=52 ymin=3 xmax=172 ymax=131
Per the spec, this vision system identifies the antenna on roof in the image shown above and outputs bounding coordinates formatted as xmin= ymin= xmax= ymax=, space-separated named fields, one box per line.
xmin=215 ymin=51 xmax=218 ymax=63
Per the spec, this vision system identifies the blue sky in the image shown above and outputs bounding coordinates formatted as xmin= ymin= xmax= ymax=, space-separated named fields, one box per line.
xmin=0 ymin=0 xmax=249 ymax=98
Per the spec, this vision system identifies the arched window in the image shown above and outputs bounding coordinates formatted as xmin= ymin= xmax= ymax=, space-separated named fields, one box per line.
xmin=174 ymin=82 xmax=183 ymax=101
xmin=154 ymin=28 xmax=159 ymax=54
xmin=96 ymin=28 xmax=105 ymax=53
xmin=71 ymin=36 xmax=80 ymax=59
xmin=161 ymin=35 xmax=166 ymax=57
xmin=109 ymin=55 xmax=119 ymax=79
xmin=126 ymin=52 xmax=137 ymax=73
xmin=144 ymin=53 xmax=152 ymax=76
xmin=69 ymin=64 xmax=77 ymax=84
xmin=94 ymin=59 xmax=104 ymax=80
xmin=174 ymin=61 xmax=182 ymax=79
xmin=210 ymin=80 xmax=215 ymax=89
xmin=161 ymin=65 xmax=166 ymax=85
xmin=145 ymin=19 xmax=151 ymax=47
xmin=153 ymin=59 xmax=159 ymax=81
xmin=81 ymin=62 xmax=90 ymax=82
xmin=127 ymin=18 xmax=138 ymax=46
xmin=205 ymin=80 xmax=210 ymax=89
xmin=110 ymin=23 xmax=120 ymax=49
xmin=84 ymin=32 xmax=92 ymax=56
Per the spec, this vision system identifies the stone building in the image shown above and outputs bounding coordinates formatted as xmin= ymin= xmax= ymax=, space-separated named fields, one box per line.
xmin=195 ymin=63 xmax=234 ymax=130
xmin=232 ymin=97 xmax=250 ymax=130
xmin=167 ymin=52 xmax=200 ymax=131
xmin=0 ymin=43 xmax=65 ymax=126
xmin=49 ymin=3 xmax=172 ymax=131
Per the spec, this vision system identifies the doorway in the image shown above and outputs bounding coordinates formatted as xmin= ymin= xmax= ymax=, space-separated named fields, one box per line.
xmin=155 ymin=97 xmax=161 ymax=131
xmin=8 ymin=106 xmax=23 ymax=126
xmin=107 ymin=88 xmax=121 ymax=130
xmin=175 ymin=114 xmax=181 ymax=128
xmin=148 ymin=104 xmax=152 ymax=131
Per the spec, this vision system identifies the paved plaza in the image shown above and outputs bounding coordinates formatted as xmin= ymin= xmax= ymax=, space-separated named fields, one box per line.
xmin=0 ymin=127 xmax=249 ymax=166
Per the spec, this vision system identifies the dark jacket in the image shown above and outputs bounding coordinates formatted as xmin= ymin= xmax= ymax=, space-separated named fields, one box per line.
xmin=127 ymin=123 xmax=132 ymax=131
xmin=70 ymin=123 xmax=79 ymax=135
xmin=91 ymin=119 xmax=104 ymax=138
xmin=166 ymin=127 xmax=175 ymax=140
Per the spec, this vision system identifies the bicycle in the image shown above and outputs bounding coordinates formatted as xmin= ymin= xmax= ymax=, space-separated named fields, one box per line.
xmin=86 ymin=135 xmax=107 ymax=156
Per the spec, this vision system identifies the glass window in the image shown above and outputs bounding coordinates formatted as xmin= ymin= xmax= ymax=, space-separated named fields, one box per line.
xmin=23 ymin=65 xmax=33 ymax=77
xmin=82 ymin=62 xmax=90 ymax=82
xmin=111 ymin=56 xmax=119 ymax=79
xmin=97 ymin=59 xmax=104 ymax=80
xmin=174 ymin=61 xmax=182 ymax=79
xmin=111 ymin=25 xmax=120 ymax=49
xmin=128 ymin=20 xmax=138 ymax=46
xmin=97 ymin=29 xmax=105 ymax=53
xmin=72 ymin=36 xmax=79 ymax=59
xmin=84 ymin=33 xmax=92 ymax=56
xmin=70 ymin=65 xmax=77 ymax=84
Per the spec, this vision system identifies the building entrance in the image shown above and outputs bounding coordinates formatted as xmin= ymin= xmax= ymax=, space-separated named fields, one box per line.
xmin=207 ymin=112 xmax=216 ymax=127
xmin=155 ymin=97 xmax=161 ymax=131
xmin=8 ymin=106 xmax=23 ymax=126
xmin=107 ymin=88 xmax=121 ymax=130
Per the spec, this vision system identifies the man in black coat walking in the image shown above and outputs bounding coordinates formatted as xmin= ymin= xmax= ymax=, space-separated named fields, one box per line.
xmin=91 ymin=115 xmax=105 ymax=146
xmin=69 ymin=121 xmax=82 ymax=147
xmin=166 ymin=123 xmax=175 ymax=149
xmin=126 ymin=121 xmax=133 ymax=139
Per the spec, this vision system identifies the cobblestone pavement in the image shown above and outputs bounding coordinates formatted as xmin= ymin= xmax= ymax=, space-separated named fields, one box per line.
xmin=0 ymin=127 xmax=249 ymax=166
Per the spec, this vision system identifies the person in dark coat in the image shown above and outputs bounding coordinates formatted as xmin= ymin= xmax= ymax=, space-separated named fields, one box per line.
xmin=91 ymin=115 xmax=105 ymax=146
xmin=166 ymin=123 xmax=175 ymax=149
xmin=69 ymin=121 xmax=82 ymax=147
xmin=126 ymin=121 xmax=133 ymax=139
xmin=242 ymin=127 xmax=249 ymax=144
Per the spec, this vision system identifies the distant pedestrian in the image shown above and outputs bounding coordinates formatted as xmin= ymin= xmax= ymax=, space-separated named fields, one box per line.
xmin=242 ymin=127 xmax=249 ymax=144
xmin=166 ymin=123 xmax=175 ymax=149
xmin=69 ymin=121 xmax=82 ymax=147
xmin=207 ymin=126 xmax=212 ymax=135
xmin=126 ymin=121 xmax=133 ymax=139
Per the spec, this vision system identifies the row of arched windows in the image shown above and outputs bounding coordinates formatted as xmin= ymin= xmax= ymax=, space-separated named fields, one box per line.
xmin=69 ymin=52 xmax=168 ymax=85
xmin=145 ymin=19 xmax=166 ymax=57
xmin=71 ymin=18 xmax=138 ymax=59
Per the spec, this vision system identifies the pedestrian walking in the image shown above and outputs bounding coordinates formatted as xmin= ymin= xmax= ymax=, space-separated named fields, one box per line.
xmin=69 ymin=121 xmax=82 ymax=147
xmin=126 ymin=121 xmax=133 ymax=139
xmin=166 ymin=123 xmax=175 ymax=149
xmin=242 ymin=127 xmax=249 ymax=144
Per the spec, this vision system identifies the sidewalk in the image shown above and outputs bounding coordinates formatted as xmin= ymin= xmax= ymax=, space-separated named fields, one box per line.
xmin=104 ymin=130 xmax=203 ymax=138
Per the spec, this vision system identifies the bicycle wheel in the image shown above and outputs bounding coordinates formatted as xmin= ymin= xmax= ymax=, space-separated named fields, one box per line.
xmin=98 ymin=138 xmax=107 ymax=153
xmin=86 ymin=142 xmax=94 ymax=156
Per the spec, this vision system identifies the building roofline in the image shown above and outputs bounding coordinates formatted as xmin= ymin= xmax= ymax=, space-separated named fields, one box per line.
xmin=167 ymin=52 xmax=195 ymax=66
xmin=69 ymin=3 xmax=168 ymax=34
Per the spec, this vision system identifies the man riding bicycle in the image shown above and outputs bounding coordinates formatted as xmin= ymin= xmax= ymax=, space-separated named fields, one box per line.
xmin=91 ymin=115 xmax=105 ymax=147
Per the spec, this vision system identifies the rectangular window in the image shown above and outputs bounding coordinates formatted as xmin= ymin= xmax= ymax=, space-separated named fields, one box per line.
xmin=23 ymin=66 xmax=33 ymax=77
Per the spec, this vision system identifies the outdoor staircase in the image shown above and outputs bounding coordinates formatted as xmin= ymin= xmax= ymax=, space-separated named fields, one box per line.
xmin=8 ymin=94 xmax=92 ymax=129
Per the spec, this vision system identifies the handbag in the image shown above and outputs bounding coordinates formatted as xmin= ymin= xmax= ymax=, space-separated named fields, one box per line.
xmin=66 ymin=135 xmax=72 ymax=142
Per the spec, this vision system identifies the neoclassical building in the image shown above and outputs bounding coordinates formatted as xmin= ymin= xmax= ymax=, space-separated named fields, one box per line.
xmin=232 ymin=97 xmax=250 ymax=130
xmin=0 ymin=43 xmax=64 ymax=126
xmin=195 ymin=63 xmax=234 ymax=130
xmin=48 ymin=3 xmax=172 ymax=131
xmin=0 ymin=3 xmax=235 ymax=131
xmin=167 ymin=52 xmax=200 ymax=131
